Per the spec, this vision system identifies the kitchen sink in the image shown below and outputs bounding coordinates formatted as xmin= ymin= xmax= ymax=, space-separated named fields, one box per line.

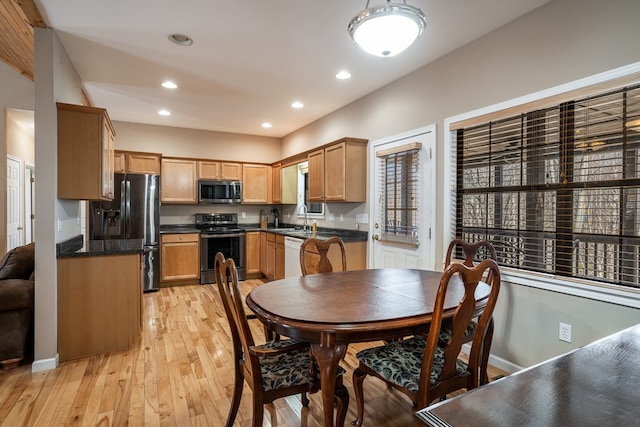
xmin=286 ymin=230 xmax=334 ymax=239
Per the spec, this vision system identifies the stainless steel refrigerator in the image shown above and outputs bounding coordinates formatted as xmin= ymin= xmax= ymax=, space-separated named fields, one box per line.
xmin=89 ymin=173 xmax=160 ymax=292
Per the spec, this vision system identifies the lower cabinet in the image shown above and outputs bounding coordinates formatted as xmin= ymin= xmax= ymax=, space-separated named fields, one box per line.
xmin=246 ymin=231 xmax=261 ymax=275
xmin=57 ymin=254 xmax=142 ymax=362
xmin=262 ymin=232 xmax=284 ymax=281
xmin=160 ymin=233 xmax=200 ymax=284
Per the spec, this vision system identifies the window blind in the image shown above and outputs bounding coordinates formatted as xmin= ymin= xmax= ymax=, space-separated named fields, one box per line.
xmin=455 ymin=84 xmax=640 ymax=289
xmin=377 ymin=143 xmax=421 ymax=247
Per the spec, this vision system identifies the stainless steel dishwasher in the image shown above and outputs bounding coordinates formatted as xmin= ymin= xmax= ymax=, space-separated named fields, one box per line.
xmin=284 ymin=236 xmax=304 ymax=278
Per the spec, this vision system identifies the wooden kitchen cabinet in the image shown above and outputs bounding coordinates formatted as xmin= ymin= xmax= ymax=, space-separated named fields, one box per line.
xmin=115 ymin=150 xmax=161 ymax=174
xmin=160 ymin=233 xmax=200 ymax=283
xmin=197 ymin=160 xmax=243 ymax=180
xmin=264 ymin=232 xmax=284 ymax=280
xmin=57 ymin=102 xmax=115 ymax=201
xmin=161 ymin=158 xmax=197 ymax=203
xmin=272 ymin=162 xmax=282 ymax=203
xmin=260 ymin=232 xmax=268 ymax=276
xmin=57 ymin=254 xmax=142 ymax=361
xmin=275 ymin=234 xmax=284 ymax=279
xmin=307 ymin=148 xmax=325 ymax=202
xmin=308 ymin=138 xmax=368 ymax=202
xmin=245 ymin=231 xmax=261 ymax=275
xmin=242 ymin=163 xmax=271 ymax=204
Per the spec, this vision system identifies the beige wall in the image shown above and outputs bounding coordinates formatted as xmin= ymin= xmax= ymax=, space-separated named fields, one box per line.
xmin=7 ymin=109 xmax=35 ymax=163
xmin=282 ymin=0 xmax=640 ymax=369
xmin=113 ymin=121 xmax=281 ymax=163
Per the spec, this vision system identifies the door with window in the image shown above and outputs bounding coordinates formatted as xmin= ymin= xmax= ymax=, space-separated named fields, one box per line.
xmin=369 ymin=126 xmax=435 ymax=270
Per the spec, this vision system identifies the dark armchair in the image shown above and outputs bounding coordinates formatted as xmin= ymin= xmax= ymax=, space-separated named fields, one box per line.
xmin=0 ymin=242 xmax=35 ymax=369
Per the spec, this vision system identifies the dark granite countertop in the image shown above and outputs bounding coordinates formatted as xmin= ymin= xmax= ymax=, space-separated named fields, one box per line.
xmin=159 ymin=223 xmax=367 ymax=242
xmin=240 ymin=224 xmax=368 ymax=243
xmin=160 ymin=224 xmax=200 ymax=234
xmin=57 ymin=235 xmax=145 ymax=258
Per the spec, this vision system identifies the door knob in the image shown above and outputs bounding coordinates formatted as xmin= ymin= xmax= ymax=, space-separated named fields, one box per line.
xmin=372 ymin=234 xmax=379 ymax=240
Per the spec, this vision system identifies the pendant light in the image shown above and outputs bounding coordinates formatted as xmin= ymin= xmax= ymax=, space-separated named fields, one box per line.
xmin=348 ymin=0 xmax=427 ymax=57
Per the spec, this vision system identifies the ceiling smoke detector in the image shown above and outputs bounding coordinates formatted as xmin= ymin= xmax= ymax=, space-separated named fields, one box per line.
xmin=168 ymin=33 xmax=193 ymax=46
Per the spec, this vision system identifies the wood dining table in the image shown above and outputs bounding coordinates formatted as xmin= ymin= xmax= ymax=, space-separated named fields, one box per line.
xmin=245 ymin=268 xmax=491 ymax=427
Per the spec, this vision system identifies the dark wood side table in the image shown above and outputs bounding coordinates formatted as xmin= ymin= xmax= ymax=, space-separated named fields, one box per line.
xmin=417 ymin=323 xmax=640 ymax=427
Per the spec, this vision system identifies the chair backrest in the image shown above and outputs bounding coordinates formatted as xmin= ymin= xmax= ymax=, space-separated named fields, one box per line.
xmin=445 ymin=239 xmax=497 ymax=268
xmin=214 ymin=252 xmax=261 ymax=384
xmin=299 ymin=237 xmax=347 ymax=276
xmin=418 ymin=259 xmax=501 ymax=406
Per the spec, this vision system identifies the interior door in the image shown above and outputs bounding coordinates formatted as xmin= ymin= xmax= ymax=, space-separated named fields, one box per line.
xmin=7 ymin=156 xmax=23 ymax=251
xmin=368 ymin=126 xmax=436 ymax=270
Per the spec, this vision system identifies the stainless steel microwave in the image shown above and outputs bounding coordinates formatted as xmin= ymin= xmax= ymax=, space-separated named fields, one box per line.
xmin=198 ymin=180 xmax=242 ymax=204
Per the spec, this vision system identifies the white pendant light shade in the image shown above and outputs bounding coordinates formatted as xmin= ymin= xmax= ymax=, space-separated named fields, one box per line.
xmin=348 ymin=1 xmax=426 ymax=57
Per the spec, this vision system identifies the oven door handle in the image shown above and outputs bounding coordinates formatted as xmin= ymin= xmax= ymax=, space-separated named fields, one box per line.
xmin=200 ymin=233 xmax=245 ymax=239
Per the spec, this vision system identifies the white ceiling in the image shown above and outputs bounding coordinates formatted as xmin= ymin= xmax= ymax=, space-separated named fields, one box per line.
xmin=34 ymin=0 xmax=550 ymax=138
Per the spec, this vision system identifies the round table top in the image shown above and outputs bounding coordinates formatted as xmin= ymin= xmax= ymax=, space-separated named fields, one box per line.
xmin=246 ymin=268 xmax=490 ymax=339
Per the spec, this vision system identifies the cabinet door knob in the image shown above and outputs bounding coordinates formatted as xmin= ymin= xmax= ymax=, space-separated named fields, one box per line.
xmin=372 ymin=234 xmax=379 ymax=240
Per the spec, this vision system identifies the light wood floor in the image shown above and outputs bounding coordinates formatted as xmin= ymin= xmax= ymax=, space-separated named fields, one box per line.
xmin=0 ymin=279 xmax=507 ymax=426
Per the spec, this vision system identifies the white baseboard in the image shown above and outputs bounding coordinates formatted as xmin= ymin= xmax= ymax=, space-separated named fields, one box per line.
xmin=486 ymin=353 xmax=522 ymax=375
xmin=31 ymin=354 xmax=58 ymax=372
xmin=461 ymin=343 xmax=522 ymax=375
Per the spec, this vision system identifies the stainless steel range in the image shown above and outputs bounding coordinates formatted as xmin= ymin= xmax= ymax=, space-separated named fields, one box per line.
xmin=196 ymin=213 xmax=246 ymax=283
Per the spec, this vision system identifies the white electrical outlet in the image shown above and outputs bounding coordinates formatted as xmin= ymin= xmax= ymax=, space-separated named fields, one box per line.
xmin=241 ymin=212 xmax=246 ymax=218
xmin=339 ymin=213 xmax=344 ymax=222
xmin=559 ymin=322 xmax=572 ymax=343
xmin=329 ymin=213 xmax=335 ymax=221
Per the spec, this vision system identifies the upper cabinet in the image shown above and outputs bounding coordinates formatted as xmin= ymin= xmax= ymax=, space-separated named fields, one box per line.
xmin=308 ymin=138 xmax=367 ymax=202
xmin=198 ymin=160 xmax=242 ymax=180
xmin=57 ymin=102 xmax=115 ymax=201
xmin=115 ymin=150 xmax=161 ymax=174
xmin=161 ymin=158 xmax=197 ymax=203
xmin=272 ymin=162 xmax=282 ymax=204
xmin=242 ymin=163 xmax=271 ymax=204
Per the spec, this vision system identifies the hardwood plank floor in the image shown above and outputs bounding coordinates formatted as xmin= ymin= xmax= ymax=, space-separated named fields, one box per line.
xmin=0 ymin=280 xmax=507 ymax=426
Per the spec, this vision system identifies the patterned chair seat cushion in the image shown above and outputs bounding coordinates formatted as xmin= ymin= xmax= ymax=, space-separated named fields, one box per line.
xmin=438 ymin=320 xmax=478 ymax=346
xmin=356 ymin=336 xmax=468 ymax=394
xmin=256 ymin=340 xmax=346 ymax=391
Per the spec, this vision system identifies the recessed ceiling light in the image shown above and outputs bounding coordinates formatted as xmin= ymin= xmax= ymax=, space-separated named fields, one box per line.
xmin=336 ymin=70 xmax=352 ymax=80
xmin=158 ymin=109 xmax=171 ymax=116
xmin=168 ymin=33 xmax=193 ymax=46
xmin=162 ymin=81 xmax=177 ymax=89
xmin=291 ymin=101 xmax=304 ymax=109
xmin=262 ymin=122 xmax=273 ymax=128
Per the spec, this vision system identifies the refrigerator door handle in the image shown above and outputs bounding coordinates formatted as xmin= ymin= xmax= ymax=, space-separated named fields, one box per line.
xmin=125 ymin=180 xmax=131 ymax=238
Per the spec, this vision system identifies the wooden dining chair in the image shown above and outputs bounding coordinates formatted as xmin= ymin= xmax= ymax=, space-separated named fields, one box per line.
xmin=351 ymin=259 xmax=501 ymax=426
xmin=214 ymin=252 xmax=349 ymax=427
xmin=443 ymin=239 xmax=498 ymax=385
xmin=299 ymin=236 xmax=347 ymax=276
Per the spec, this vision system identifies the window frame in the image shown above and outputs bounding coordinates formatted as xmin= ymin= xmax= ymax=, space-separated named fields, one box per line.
xmin=444 ymin=62 xmax=640 ymax=309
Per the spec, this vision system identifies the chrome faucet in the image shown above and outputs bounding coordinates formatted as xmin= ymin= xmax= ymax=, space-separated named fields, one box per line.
xmin=299 ymin=204 xmax=309 ymax=231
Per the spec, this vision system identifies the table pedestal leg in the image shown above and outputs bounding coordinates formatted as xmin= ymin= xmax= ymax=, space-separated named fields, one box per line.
xmin=311 ymin=334 xmax=347 ymax=427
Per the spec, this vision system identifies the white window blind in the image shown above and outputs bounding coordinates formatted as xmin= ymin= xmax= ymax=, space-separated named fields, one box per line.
xmin=377 ymin=142 xmax=421 ymax=247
